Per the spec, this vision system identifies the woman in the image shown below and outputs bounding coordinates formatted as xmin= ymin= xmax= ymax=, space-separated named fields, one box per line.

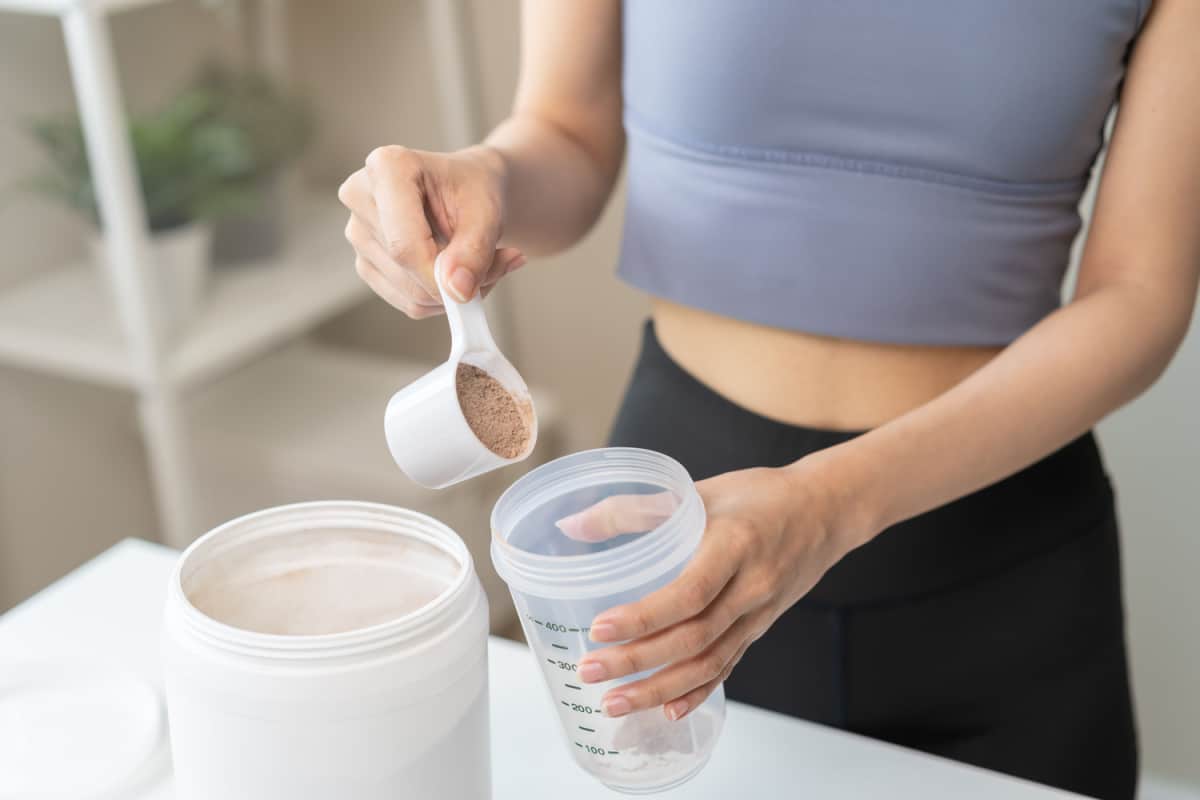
xmin=338 ymin=3 xmax=1199 ymax=797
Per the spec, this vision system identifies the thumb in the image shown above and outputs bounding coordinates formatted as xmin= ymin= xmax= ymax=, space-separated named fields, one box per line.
xmin=439 ymin=200 xmax=501 ymax=303
xmin=556 ymin=492 xmax=680 ymax=543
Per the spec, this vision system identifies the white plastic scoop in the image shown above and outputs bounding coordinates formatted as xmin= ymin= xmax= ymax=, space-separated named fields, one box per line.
xmin=385 ymin=255 xmax=537 ymax=488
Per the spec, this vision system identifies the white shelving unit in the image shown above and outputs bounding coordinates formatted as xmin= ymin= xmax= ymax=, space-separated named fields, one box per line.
xmin=0 ymin=0 xmax=525 ymax=549
xmin=0 ymin=196 xmax=359 ymax=389
xmin=0 ymin=0 xmax=162 ymax=14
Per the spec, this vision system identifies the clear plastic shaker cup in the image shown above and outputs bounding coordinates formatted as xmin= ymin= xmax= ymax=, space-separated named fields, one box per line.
xmin=491 ymin=448 xmax=726 ymax=794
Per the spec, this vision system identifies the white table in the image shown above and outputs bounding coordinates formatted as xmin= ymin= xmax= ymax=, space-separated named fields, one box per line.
xmin=0 ymin=539 xmax=1083 ymax=798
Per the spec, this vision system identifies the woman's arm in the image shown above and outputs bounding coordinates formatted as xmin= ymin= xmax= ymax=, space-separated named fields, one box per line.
xmin=575 ymin=0 xmax=1200 ymax=722
xmin=826 ymin=0 xmax=1200 ymax=541
xmin=486 ymin=0 xmax=625 ymax=256
xmin=338 ymin=0 xmax=621 ymax=312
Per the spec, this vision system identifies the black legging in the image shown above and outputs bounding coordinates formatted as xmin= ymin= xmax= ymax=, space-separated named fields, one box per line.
xmin=609 ymin=321 xmax=1138 ymax=800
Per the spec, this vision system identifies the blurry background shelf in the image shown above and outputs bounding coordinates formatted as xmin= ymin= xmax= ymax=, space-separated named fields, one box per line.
xmin=0 ymin=0 xmax=560 ymax=561
xmin=0 ymin=0 xmax=169 ymax=17
xmin=0 ymin=194 xmax=362 ymax=390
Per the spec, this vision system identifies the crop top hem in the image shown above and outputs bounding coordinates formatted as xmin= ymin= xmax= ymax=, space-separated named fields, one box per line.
xmin=624 ymin=110 xmax=1089 ymax=199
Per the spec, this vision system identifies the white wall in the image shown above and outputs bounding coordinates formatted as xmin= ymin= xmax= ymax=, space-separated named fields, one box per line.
xmin=1068 ymin=132 xmax=1200 ymax=789
xmin=1103 ymin=321 xmax=1200 ymax=788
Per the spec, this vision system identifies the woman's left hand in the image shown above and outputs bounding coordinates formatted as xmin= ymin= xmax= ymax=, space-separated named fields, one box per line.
xmin=567 ymin=459 xmax=867 ymax=722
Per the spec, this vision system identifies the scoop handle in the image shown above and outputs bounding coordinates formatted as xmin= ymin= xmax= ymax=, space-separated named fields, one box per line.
xmin=435 ymin=254 xmax=498 ymax=359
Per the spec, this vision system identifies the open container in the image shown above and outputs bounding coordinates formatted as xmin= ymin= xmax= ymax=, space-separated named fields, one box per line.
xmin=491 ymin=448 xmax=726 ymax=794
xmin=162 ymin=501 xmax=491 ymax=800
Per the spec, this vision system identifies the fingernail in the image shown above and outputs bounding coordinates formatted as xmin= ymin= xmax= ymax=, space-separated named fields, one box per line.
xmin=555 ymin=512 xmax=587 ymax=541
xmin=603 ymin=695 xmax=632 ymax=718
xmin=578 ymin=661 xmax=607 ymax=683
xmin=448 ymin=266 xmax=475 ymax=302
xmin=589 ymin=622 xmax=618 ymax=643
xmin=665 ymin=700 xmax=689 ymax=721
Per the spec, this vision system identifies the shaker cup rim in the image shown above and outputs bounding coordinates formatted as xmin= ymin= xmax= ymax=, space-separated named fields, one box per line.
xmin=490 ymin=447 xmax=706 ymax=599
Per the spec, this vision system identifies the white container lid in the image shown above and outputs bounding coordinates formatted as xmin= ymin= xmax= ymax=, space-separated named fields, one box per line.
xmin=0 ymin=660 xmax=164 ymax=800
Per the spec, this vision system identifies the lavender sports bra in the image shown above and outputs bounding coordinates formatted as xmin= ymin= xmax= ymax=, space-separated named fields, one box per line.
xmin=617 ymin=1 xmax=1150 ymax=345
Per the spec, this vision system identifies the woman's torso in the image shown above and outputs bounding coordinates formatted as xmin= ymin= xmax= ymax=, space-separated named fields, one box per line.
xmin=653 ymin=301 xmax=998 ymax=429
xmin=620 ymin=1 xmax=1148 ymax=429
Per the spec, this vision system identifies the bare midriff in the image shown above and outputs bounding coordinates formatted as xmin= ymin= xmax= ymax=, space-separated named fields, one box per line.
xmin=652 ymin=300 xmax=1003 ymax=431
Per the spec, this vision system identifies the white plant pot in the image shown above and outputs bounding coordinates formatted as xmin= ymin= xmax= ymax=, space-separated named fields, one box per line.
xmin=91 ymin=223 xmax=213 ymax=342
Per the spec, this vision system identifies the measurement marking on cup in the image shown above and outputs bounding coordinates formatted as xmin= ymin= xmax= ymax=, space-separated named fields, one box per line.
xmin=580 ymin=743 xmax=611 ymax=756
xmin=579 ymin=726 xmax=595 ymax=733
xmin=565 ymin=683 xmax=582 ymax=690
xmin=528 ymin=616 xmax=588 ymax=634
xmin=551 ymin=643 xmax=568 ymax=650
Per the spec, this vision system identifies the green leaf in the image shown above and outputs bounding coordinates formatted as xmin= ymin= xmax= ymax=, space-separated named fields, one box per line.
xmin=18 ymin=63 xmax=313 ymax=234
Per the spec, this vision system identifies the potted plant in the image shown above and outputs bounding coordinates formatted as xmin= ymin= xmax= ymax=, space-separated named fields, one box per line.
xmin=186 ymin=64 xmax=314 ymax=265
xmin=25 ymin=88 xmax=259 ymax=339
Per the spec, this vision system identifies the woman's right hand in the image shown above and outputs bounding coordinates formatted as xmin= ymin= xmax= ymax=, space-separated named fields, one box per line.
xmin=338 ymin=144 xmax=527 ymax=318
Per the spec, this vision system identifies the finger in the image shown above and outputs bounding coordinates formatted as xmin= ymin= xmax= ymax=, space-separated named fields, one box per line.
xmin=557 ymin=491 xmax=680 ymax=543
xmin=337 ymin=169 xmax=381 ymax=228
xmin=343 ymin=169 xmax=520 ymax=279
xmin=479 ymin=248 xmax=527 ymax=288
xmin=438 ymin=190 xmax=502 ymax=302
xmin=475 ymin=251 xmax=524 ymax=300
xmin=663 ymin=640 xmax=750 ymax=722
xmin=339 ymin=170 xmax=404 ymax=258
xmin=590 ymin=530 xmax=740 ymax=643
xmin=354 ymin=257 xmax=443 ymax=319
xmin=364 ymin=146 xmax=440 ymax=293
xmin=578 ymin=583 xmax=741 ymax=683
xmin=345 ymin=164 xmax=521 ymax=285
xmin=346 ymin=215 xmax=441 ymax=307
xmin=491 ymin=247 xmax=527 ymax=281
xmin=346 ymin=165 xmax=521 ymax=299
xmin=600 ymin=616 xmax=756 ymax=717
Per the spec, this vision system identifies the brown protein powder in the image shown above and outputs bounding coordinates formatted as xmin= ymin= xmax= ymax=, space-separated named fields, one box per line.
xmin=455 ymin=363 xmax=532 ymax=458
